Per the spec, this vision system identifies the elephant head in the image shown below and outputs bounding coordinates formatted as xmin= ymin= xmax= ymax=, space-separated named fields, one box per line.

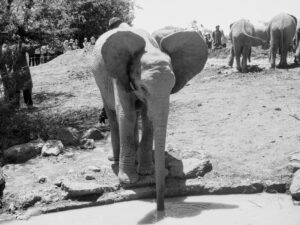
xmin=93 ymin=25 xmax=208 ymax=210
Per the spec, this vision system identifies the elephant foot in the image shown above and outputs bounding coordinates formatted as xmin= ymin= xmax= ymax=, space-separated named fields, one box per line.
xmin=228 ymin=60 xmax=233 ymax=67
xmin=137 ymin=163 xmax=154 ymax=176
xmin=277 ymin=63 xmax=288 ymax=69
xmin=241 ymin=67 xmax=248 ymax=73
xmin=269 ymin=64 xmax=276 ymax=69
xmin=118 ymin=168 xmax=139 ymax=184
xmin=108 ymin=155 xmax=119 ymax=164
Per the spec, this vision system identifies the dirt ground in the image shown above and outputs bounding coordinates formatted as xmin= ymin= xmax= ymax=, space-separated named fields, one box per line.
xmin=1 ymin=47 xmax=300 ymax=218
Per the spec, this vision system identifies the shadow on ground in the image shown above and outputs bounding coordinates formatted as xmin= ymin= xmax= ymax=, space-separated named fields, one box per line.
xmin=138 ymin=197 xmax=238 ymax=224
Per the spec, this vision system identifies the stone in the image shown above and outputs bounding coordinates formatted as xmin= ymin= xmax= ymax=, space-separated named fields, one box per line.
xmin=87 ymin=166 xmax=101 ymax=172
xmin=3 ymin=139 xmax=45 ymax=163
xmin=85 ymin=174 xmax=96 ymax=180
xmin=61 ymin=181 xmax=110 ymax=198
xmin=0 ymin=169 xmax=5 ymax=198
xmin=38 ymin=176 xmax=48 ymax=184
xmin=168 ymin=158 xmax=212 ymax=179
xmin=64 ymin=152 xmax=75 ymax=158
xmin=288 ymin=151 xmax=300 ymax=172
xmin=80 ymin=139 xmax=95 ymax=149
xmin=18 ymin=193 xmax=42 ymax=209
xmin=290 ymin=170 xmax=300 ymax=201
xmin=56 ymin=127 xmax=80 ymax=146
xmin=41 ymin=140 xmax=64 ymax=156
xmin=82 ymin=128 xmax=104 ymax=140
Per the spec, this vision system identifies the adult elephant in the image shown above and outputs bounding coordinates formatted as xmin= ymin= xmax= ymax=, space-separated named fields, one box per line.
xmin=267 ymin=13 xmax=297 ymax=68
xmin=92 ymin=23 xmax=208 ymax=210
xmin=228 ymin=19 xmax=268 ymax=72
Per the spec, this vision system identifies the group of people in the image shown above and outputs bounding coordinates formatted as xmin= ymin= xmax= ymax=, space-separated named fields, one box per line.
xmin=63 ymin=36 xmax=97 ymax=53
xmin=189 ymin=21 xmax=227 ymax=49
xmin=28 ymin=44 xmax=58 ymax=67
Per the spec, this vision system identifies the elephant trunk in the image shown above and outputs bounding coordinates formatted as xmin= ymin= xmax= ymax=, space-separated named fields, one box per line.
xmin=150 ymin=95 xmax=170 ymax=211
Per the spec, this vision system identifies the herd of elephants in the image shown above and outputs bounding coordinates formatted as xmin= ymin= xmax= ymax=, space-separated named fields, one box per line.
xmin=92 ymin=12 xmax=300 ymax=210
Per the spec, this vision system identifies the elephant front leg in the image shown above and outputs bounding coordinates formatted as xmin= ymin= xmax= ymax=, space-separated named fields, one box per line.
xmin=114 ymin=80 xmax=139 ymax=184
xmin=137 ymin=105 xmax=154 ymax=176
xmin=105 ymin=106 xmax=120 ymax=163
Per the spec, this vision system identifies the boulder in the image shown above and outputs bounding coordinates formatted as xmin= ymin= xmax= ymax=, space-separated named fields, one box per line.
xmin=80 ymin=139 xmax=95 ymax=149
xmin=81 ymin=128 xmax=104 ymax=140
xmin=168 ymin=158 xmax=212 ymax=179
xmin=3 ymin=139 xmax=45 ymax=163
xmin=56 ymin=127 xmax=80 ymax=146
xmin=41 ymin=140 xmax=64 ymax=156
xmin=290 ymin=170 xmax=300 ymax=201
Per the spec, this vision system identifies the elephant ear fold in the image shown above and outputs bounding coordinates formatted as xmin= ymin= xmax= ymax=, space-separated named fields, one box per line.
xmin=101 ymin=30 xmax=146 ymax=89
xmin=160 ymin=31 xmax=208 ymax=94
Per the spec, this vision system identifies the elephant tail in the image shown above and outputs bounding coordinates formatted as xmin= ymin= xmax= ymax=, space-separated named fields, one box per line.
xmin=241 ymin=21 xmax=267 ymax=45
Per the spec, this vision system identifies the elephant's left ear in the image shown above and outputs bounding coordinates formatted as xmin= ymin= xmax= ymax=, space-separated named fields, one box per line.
xmin=160 ymin=31 xmax=208 ymax=94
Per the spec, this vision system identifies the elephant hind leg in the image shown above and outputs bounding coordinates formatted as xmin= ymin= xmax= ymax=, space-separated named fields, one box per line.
xmin=137 ymin=104 xmax=154 ymax=175
xmin=278 ymin=45 xmax=288 ymax=68
xmin=241 ymin=46 xmax=250 ymax=73
xmin=234 ymin=45 xmax=242 ymax=72
xmin=228 ymin=46 xmax=234 ymax=67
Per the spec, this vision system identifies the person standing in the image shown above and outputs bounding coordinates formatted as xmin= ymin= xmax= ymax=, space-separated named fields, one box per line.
xmin=83 ymin=37 xmax=90 ymax=48
xmin=34 ymin=47 xmax=41 ymax=66
xmin=212 ymin=25 xmax=223 ymax=49
xmin=10 ymin=35 xmax=35 ymax=108
xmin=28 ymin=43 xmax=35 ymax=67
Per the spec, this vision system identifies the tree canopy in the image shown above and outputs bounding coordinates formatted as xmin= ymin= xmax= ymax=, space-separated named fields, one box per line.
xmin=0 ymin=0 xmax=135 ymax=44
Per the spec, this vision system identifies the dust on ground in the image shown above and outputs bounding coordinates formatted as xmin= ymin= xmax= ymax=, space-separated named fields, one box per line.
xmin=1 ymin=47 xmax=300 ymax=217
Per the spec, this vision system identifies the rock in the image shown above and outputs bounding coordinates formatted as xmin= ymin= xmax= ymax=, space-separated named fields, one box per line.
xmin=87 ymin=166 xmax=101 ymax=172
xmin=64 ymin=152 xmax=75 ymax=158
xmin=85 ymin=174 xmax=96 ymax=180
xmin=8 ymin=202 xmax=16 ymax=213
xmin=0 ymin=169 xmax=5 ymax=198
xmin=41 ymin=140 xmax=64 ymax=156
xmin=56 ymin=127 xmax=80 ymax=146
xmin=289 ymin=151 xmax=300 ymax=172
xmin=80 ymin=139 xmax=95 ymax=149
xmin=168 ymin=158 xmax=212 ymax=179
xmin=18 ymin=193 xmax=42 ymax=209
xmin=82 ymin=128 xmax=104 ymax=140
xmin=17 ymin=208 xmax=42 ymax=220
xmin=38 ymin=176 xmax=48 ymax=184
xmin=3 ymin=139 xmax=45 ymax=163
xmin=290 ymin=170 xmax=300 ymax=201
xmin=61 ymin=181 xmax=111 ymax=198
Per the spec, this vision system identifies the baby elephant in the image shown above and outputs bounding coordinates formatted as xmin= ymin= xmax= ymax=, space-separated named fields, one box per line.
xmin=92 ymin=24 xmax=208 ymax=210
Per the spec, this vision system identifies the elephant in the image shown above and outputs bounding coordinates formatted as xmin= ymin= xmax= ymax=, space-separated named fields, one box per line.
xmin=92 ymin=23 xmax=208 ymax=210
xmin=228 ymin=19 xmax=268 ymax=72
xmin=267 ymin=13 xmax=297 ymax=68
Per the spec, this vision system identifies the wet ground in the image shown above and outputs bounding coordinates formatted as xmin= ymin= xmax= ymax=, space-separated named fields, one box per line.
xmin=4 ymin=193 xmax=300 ymax=225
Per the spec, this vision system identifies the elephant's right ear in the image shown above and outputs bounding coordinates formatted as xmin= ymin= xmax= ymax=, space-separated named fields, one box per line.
xmin=101 ymin=30 xmax=146 ymax=89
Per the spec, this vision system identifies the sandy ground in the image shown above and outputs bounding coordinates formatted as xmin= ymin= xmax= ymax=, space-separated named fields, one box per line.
xmin=4 ymin=193 xmax=300 ymax=225
xmin=2 ymin=48 xmax=300 ymax=217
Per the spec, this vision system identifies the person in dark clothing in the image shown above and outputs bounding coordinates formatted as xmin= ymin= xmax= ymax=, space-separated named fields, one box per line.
xmin=212 ymin=25 xmax=223 ymax=49
xmin=28 ymin=43 xmax=35 ymax=67
xmin=34 ymin=47 xmax=41 ymax=66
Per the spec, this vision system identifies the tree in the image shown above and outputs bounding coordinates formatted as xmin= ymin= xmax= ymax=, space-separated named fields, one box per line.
xmin=0 ymin=0 xmax=136 ymax=44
